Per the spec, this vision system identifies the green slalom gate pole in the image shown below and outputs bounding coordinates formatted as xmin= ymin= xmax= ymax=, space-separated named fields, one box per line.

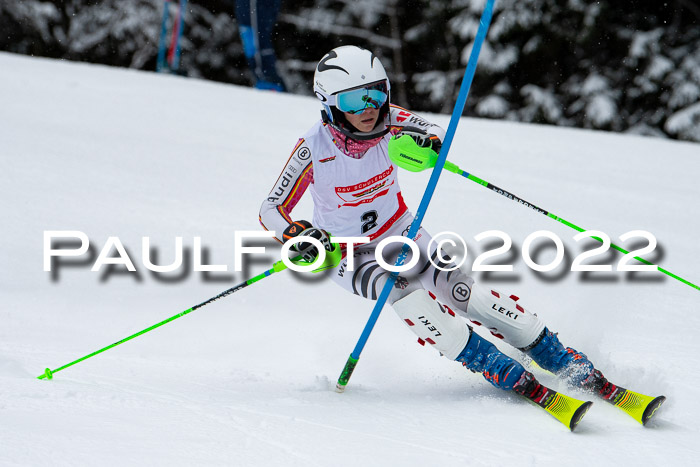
xmin=38 ymin=259 xmax=291 ymax=380
xmin=437 ymin=160 xmax=699 ymax=292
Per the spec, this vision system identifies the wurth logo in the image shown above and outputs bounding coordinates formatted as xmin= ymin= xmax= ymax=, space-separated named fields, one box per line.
xmin=395 ymin=111 xmax=411 ymax=123
xmin=409 ymin=116 xmax=430 ymax=127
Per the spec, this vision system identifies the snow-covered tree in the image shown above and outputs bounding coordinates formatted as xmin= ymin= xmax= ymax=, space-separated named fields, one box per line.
xmin=2 ymin=0 xmax=698 ymax=141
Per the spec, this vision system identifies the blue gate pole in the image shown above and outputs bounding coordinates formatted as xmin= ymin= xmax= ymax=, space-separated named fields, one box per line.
xmin=336 ymin=0 xmax=497 ymax=392
xmin=156 ymin=0 xmax=171 ymax=72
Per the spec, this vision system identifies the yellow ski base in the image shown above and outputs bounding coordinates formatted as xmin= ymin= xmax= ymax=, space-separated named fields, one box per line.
xmin=611 ymin=390 xmax=666 ymax=426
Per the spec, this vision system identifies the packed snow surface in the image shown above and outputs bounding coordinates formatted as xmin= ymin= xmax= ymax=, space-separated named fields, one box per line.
xmin=1 ymin=52 xmax=699 ymax=466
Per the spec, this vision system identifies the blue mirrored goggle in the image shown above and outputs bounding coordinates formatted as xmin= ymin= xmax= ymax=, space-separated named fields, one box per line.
xmin=335 ymin=81 xmax=388 ymax=114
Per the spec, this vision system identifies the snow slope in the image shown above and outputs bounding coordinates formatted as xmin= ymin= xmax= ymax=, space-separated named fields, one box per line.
xmin=1 ymin=51 xmax=699 ymax=466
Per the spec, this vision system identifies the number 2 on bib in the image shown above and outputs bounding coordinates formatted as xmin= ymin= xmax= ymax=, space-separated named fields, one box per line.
xmin=361 ymin=210 xmax=378 ymax=234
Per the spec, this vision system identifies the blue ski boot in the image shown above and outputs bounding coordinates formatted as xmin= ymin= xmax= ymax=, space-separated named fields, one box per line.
xmin=457 ymin=328 xmax=526 ymax=390
xmin=522 ymin=327 xmax=595 ymax=387
xmin=457 ymin=328 xmax=595 ymax=430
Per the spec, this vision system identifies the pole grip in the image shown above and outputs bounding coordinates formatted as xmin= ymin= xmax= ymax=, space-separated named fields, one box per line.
xmin=272 ymin=260 xmax=288 ymax=273
xmin=335 ymin=354 xmax=359 ymax=392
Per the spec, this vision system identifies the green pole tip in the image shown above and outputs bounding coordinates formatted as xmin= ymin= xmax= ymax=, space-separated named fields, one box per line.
xmin=43 ymin=368 xmax=53 ymax=380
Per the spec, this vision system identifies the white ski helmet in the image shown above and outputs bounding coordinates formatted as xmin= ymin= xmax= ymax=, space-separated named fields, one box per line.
xmin=313 ymin=45 xmax=391 ymax=140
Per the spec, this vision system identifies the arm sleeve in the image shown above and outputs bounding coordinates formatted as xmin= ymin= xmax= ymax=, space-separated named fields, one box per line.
xmin=389 ymin=104 xmax=447 ymax=142
xmin=259 ymin=139 xmax=314 ymax=243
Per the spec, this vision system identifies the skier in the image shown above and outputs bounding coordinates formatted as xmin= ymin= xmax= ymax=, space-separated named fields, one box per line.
xmin=259 ymin=45 xmax=664 ymax=428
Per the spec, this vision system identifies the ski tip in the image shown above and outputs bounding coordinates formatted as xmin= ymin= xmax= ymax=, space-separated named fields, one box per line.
xmin=335 ymin=382 xmax=347 ymax=393
xmin=570 ymin=400 xmax=593 ymax=432
xmin=641 ymin=395 xmax=666 ymax=426
xmin=613 ymin=390 xmax=667 ymax=425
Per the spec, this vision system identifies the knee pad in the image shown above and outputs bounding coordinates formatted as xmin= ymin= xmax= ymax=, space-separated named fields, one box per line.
xmin=423 ymin=261 xmax=475 ymax=316
xmin=465 ymin=284 xmax=545 ymax=349
xmin=392 ymin=289 xmax=470 ymax=360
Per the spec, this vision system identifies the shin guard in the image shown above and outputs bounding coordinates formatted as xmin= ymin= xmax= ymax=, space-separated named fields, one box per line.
xmin=466 ymin=284 xmax=545 ymax=349
xmin=392 ymin=289 xmax=470 ymax=360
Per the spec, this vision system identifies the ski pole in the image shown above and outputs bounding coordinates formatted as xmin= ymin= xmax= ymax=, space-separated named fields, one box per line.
xmin=440 ymin=161 xmax=698 ymax=291
xmin=335 ymin=0 xmax=497 ymax=392
xmin=38 ymin=258 xmax=291 ymax=380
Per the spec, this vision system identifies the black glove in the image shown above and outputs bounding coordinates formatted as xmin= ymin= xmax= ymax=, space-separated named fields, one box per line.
xmin=395 ymin=126 xmax=442 ymax=154
xmin=283 ymin=220 xmax=332 ymax=263
xmin=282 ymin=220 xmax=313 ymax=242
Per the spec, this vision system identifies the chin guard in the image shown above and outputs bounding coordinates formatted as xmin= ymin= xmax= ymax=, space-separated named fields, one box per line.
xmin=321 ymin=108 xmax=391 ymax=141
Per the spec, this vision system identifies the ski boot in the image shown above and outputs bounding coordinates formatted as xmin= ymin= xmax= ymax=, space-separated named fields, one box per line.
xmin=522 ymin=327 xmax=595 ymax=386
xmin=458 ymin=330 xmax=592 ymax=431
xmin=523 ymin=328 xmax=666 ymax=425
xmin=457 ymin=328 xmax=525 ymax=390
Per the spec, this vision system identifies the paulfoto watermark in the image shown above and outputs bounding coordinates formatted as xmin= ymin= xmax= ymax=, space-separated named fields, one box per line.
xmin=43 ymin=229 xmax=663 ymax=278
